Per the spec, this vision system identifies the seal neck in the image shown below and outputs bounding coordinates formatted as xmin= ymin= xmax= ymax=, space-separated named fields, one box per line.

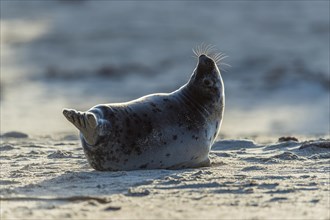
xmin=178 ymin=84 xmax=211 ymax=117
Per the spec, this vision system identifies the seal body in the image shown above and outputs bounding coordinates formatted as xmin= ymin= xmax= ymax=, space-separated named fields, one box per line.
xmin=63 ymin=54 xmax=224 ymax=171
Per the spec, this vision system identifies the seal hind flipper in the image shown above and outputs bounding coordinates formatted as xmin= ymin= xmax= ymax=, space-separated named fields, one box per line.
xmin=63 ymin=108 xmax=99 ymax=145
xmin=86 ymin=112 xmax=98 ymax=129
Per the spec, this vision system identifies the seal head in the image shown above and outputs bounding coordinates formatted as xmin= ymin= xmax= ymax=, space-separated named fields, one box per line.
xmin=188 ymin=54 xmax=224 ymax=104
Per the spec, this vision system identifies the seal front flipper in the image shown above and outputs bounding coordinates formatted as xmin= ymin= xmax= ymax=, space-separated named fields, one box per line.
xmin=62 ymin=108 xmax=99 ymax=145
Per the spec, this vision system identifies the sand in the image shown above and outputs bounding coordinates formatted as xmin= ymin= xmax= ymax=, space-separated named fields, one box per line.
xmin=1 ymin=132 xmax=329 ymax=219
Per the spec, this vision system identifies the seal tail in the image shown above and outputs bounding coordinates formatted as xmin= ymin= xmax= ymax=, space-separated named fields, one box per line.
xmin=62 ymin=108 xmax=99 ymax=145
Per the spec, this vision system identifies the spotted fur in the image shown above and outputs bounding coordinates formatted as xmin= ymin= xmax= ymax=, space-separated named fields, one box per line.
xmin=63 ymin=54 xmax=224 ymax=171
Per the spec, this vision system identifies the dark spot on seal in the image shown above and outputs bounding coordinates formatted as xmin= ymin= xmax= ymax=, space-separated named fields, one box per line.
xmin=122 ymin=148 xmax=132 ymax=155
xmin=163 ymin=98 xmax=169 ymax=102
xmin=172 ymin=135 xmax=177 ymax=140
xmin=166 ymin=153 xmax=171 ymax=157
xmin=192 ymin=135 xmax=199 ymax=140
xmin=135 ymin=147 xmax=142 ymax=155
xmin=139 ymin=163 xmax=149 ymax=169
xmin=152 ymin=107 xmax=162 ymax=113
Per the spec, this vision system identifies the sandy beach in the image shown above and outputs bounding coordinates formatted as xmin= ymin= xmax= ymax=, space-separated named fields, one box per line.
xmin=1 ymin=132 xmax=329 ymax=219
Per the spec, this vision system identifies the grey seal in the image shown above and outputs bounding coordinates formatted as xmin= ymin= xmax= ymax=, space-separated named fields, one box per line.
xmin=63 ymin=54 xmax=225 ymax=171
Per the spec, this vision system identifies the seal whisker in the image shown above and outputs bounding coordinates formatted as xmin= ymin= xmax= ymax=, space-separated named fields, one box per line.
xmin=214 ymin=53 xmax=229 ymax=65
xmin=193 ymin=43 xmax=220 ymax=58
xmin=219 ymin=67 xmax=228 ymax=72
xmin=199 ymin=42 xmax=204 ymax=55
xmin=201 ymin=42 xmax=212 ymax=55
xmin=204 ymin=44 xmax=216 ymax=55
xmin=213 ymin=52 xmax=222 ymax=59
xmin=213 ymin=52 xmax=226 ymax=60
xmin=218 ymin=55 xmax=228 ymax=61
xmin=195 ymin=45 xmax=199 ymax=56
xmin=220 ymin=62 xmax=231 ymax=67
xmin=192 ymin=48 xmax=198 ymax=58
xmin=218 ymin=62 xmax=231 ymax=72
xmin=197 ymin=44 xmax=202 ymax=56
xmin=197 ymin=42 xmax=210 ymax=56
xmin=201 ymin=42 xmax=207 ymax=54
xmin=192 ymin=48 xmax=196 ymax=57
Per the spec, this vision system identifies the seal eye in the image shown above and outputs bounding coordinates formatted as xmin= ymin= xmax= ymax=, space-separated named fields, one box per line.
xmin=203 ymin=79 xmax=212 ymax=87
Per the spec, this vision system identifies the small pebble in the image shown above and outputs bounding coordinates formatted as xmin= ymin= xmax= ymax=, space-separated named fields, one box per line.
xmin=278 ymin=136 xmax=298 ymax=142
xmin=104 ymin=206 xmax=121 ymax=211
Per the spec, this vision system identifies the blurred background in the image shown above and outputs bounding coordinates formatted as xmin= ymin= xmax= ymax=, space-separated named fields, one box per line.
xmin=1 ymin=1 xmax=329 ymax=138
